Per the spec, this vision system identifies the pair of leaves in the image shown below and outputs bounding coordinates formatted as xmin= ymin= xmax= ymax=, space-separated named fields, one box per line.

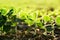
xmin=7 ymin=8 xmax=14 ymax=17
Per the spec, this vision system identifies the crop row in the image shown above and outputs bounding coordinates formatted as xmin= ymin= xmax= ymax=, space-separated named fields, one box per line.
xmin=0 ymin=8 xmax=60 ymax=37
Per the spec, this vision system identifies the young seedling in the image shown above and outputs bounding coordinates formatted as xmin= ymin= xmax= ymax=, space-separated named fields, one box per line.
xmin=43 ymin=15 xmax=51 ymax=35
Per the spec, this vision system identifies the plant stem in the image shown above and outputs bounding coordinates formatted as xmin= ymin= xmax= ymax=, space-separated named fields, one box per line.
xmin=15 ymin=26 xmax=17 ymax=39
xmin=44 ymin=22 xmax=47 ymax=35
xmin=52 ymin=24 xmax=55 ymax=37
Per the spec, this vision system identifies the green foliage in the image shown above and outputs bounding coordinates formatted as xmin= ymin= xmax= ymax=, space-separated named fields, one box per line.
xmin=0 ymin=7 xmax=60 ymax=36
xmin=0 ymin=8 xmax=18 ymax=34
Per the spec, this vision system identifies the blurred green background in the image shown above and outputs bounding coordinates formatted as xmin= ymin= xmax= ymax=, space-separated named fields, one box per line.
xmin=0 ymin=0 xmax=60 ymax=9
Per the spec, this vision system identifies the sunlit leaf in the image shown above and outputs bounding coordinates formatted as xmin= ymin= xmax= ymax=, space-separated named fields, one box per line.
xmin=0 ymin=8 xmax=7 ymax=15
xmin=55 ymin=16 xmax=60 ymax=25
xmin=43 ymin=15 xmax=51 ymax=22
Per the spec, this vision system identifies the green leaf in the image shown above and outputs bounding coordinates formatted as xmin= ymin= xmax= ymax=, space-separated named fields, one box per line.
xmin=43 ymin=15 xmax=51 ymax=22
xmin=55 ymin=16 xmax=60 ymax=25
xmin=29 ymin=13 xmax=36 ymax=20
xmin=0 ymin=8 xmax=7 ymax=15
xmin=20 ymin=13 xmax=27 ymax=20
xmin=35 ymin=18 xmax=40 ymax=23
xmin=40 ymin=26 xmax=45 ymax=29
xmin=7 ymin=8 xmax=14 ymax=17
xmin=0 ymin=26 xmax=3 ymax=31
xmin=36 ymin=20 xmax=44 ymax=29
xmin=25 ymin=19 xmax=34 ymax=26
xmin=12 ymin=22 xmax=17 ymax=27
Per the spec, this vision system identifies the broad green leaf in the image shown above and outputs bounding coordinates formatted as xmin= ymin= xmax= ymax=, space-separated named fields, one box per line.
xmin=43 ymin=15 xmax=51 ymax=22
xmin=0 ymin=8 xmax=7 ymax=16
xmin=55 ymin=16 xmax=60 ymax=25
